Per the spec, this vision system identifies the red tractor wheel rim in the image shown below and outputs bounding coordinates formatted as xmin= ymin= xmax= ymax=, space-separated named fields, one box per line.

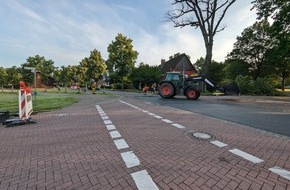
xmin=161 ymin=86 xmax=171 ymax=95
xmin=187 ymin=90 xmax=196 ymax=98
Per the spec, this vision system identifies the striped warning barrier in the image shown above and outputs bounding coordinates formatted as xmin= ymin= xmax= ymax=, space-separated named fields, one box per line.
xmin=18 ymin=89 xmax=33 ymax=120
xmin=3 ymin=81 xmax=36 ymax=127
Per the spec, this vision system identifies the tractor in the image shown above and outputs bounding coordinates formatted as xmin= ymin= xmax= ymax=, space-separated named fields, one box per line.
xmin=158 ymin=72 xmax=216 ymax=100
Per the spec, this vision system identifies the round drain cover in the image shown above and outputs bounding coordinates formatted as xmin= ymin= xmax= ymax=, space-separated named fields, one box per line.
xmin=187 ymin=131 xmax=216 ymax=141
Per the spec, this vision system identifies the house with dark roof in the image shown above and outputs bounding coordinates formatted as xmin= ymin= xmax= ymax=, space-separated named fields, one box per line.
xmin=160 ymin=53 xmax=198 ymax=78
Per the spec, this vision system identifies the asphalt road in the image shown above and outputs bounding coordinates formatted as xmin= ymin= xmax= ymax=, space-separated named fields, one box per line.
xmin=108 ymin=90 xmax=290 ymax=137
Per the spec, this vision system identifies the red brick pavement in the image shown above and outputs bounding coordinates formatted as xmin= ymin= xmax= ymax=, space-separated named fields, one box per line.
xmin=0 ymin=94 xmax=289 ymax=190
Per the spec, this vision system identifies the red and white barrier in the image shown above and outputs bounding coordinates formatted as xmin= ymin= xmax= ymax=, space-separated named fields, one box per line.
xmin=18 ymin=89 xmax=33 ymax=120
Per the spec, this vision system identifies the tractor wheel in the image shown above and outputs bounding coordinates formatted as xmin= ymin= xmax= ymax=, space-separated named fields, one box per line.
xmin=185 ymin=87 xmax=200 ymax=100
xmin=159 ymin=82 xmax=175 ymax=98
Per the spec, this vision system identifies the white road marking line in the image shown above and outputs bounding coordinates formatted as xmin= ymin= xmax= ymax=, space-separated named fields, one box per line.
xmin=131 ymin=170 xmax=159 ymax=190
xmin=103 ymin=120 xmax=112 ymax=125
xmin=148 ymin=113 xmax=155 ymax=116
xmin=154 ymin=115 xmax=163 ymax=119
xmin=102 ymin=116 xmax=109 ymax=120
xmin=100 ymin=113 xmax=107 ymax=117
xmin=114 ymin=139 xmax=129 ymax=150
xmin=106 ymin=124 xmax=116 ymax=131
xmin=121 ymin=151 xmax=140 ymax=168
xmin=269 ymin=166 xmax=290 ymax=180
xmin=210 ymin=140 xmax=228 ymax=147
xmin=162 ymin=119 xmax=173 ymax=124
xmin=109 ymin=131 xmax=121 ymax=139
xmin=229 ymin=149 xmax=263 ymax=164
xmin=142 ymin=110 xmax=149 ymax=113
xmin=95 ymin=105 xmax=101 ymax=109
xmin=171 ymin=123 xmax=185 ymax=129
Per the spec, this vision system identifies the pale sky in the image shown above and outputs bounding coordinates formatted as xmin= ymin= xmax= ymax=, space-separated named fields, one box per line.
xmin=0 ymin=0 xmax=257 ymax=68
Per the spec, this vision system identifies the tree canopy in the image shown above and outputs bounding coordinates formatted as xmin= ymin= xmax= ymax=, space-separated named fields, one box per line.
xmin=167 ymin=0 xmax=237 ymax=76
xmin=106 ymin=33 xmax=138 ymax=87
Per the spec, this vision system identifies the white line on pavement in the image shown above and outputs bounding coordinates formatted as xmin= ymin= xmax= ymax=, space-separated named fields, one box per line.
xmin=229 ymin=148 xmax=264 ymax=164
xmin=109 ymin=130 xmax=121 ymax=139
xmin=131 ymin=170 xmax=159 ymax=190
xmin=154 ymin=115 xmax=163 ymax=119
xmin=114 ymin=139 xmax=129 ymax=150
xmin=106 ymin=124 xmax=116 ymax=131
xmin=121 ymin=151 xmax=140 ymax=168
xmin=103 ymin=120 xmax=112 ymax=125
xmin=171 ymin=123 xmax=185 ymax=129
xmin=102 ymin=116 xmax=109 ymax=120
xmin=210 ymin=140 xmax=228 ymax=148
xmin=269 ymin=166 xmax=290 ymax=180
xmin=162 ymin=119 xmax=173 ymax=124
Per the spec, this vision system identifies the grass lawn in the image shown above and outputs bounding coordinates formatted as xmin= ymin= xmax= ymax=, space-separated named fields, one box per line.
xmin=0 ymin=89 xmax=79 ymax=114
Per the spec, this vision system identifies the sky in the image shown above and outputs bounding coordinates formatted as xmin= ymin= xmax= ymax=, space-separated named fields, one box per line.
xmin=0 ymin=0 xmax=257 ymax=68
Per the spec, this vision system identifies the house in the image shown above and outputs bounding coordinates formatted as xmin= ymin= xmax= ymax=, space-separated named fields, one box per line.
xmin=35 ymin=71 xmax=55 ymax=88
xmin=160 ymin=53 xmax=198 ymax=78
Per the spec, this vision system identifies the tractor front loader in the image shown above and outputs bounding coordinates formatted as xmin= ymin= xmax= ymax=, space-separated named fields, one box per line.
xmin=158 ymin=72 xmax=216 ymax=100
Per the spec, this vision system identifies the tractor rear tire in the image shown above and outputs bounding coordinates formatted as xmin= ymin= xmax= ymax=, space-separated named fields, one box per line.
xmin=159 ymin=82 xmax=175 ymax=98
xmin=185 ymin=87 xmax=200 ymax=100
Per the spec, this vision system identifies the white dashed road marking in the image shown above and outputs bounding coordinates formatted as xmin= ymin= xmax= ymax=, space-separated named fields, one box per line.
xmin=96 ymin=104 xmax=159 ymax=189
xmin=162 ymin=119 xmax=173 ymax=124
xmin=210 ymin=140 xmax=228 ymax=148
xmin=131 ymin=170 xmax=159 ymax=190
xmin=106 ymin=124 xmax=116 ymax=131
xmin=229 ymin=148 xmax=264 ymax=164
xmin=171 ymin=123 xmax=185 ymax=129
xmin=109 ymin=130 xmax=121 ymax=139
xmin=121 ymin=151 xmax=141 ymax=168
xmin=104 ymin=120 xmax=112 ymax=125
xmin=269 ymin=166 xmax=290 ymax=180
xmin=114 ymin=139 xmax=129 ymax=150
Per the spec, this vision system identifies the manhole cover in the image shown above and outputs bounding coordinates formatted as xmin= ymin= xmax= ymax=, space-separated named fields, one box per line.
xmin=187 ymin=131 xmax=216 ymax=141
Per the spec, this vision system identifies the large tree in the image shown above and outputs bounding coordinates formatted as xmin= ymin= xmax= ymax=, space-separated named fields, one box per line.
xmin=6 ymin=66 xmax=22 ymax=91
xmin=21 ymin=55 xmax=55 ymax=86
xmin=106 ymin=34 xmax=138 ymax=88
xmin=227 ymin=21 xmax=273 ymax=80
xmin=252 ymin=0 xmax=289 ymax=90
xmin=80 ymin=49 xmax=107 ymax=84
xmin=129 ymin=63 xmax=161 ymax=89
xmin=167 ymin=0 xmax=237 ymax=76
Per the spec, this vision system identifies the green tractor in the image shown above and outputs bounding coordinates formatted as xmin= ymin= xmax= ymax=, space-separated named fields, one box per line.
xmin=158 ymin=72 xmax=216 ymax=100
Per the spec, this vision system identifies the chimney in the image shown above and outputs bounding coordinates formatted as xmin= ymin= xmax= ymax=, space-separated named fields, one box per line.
xmin=161 ymin=59 xmax=166 ymax=68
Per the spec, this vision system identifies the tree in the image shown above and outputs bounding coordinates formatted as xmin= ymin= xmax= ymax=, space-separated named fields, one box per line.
xmin=6 ymin=66 xmax=22 ymax=91
xmin=129 ymin=63 xmax=161 ymax=89
xmin=167 ymin=0 xmax=237 ymax=76
xmin=21 ymin=55 xmax=55 ymax=86
xmin=224 ymin=59 xmax=250 ymax=81
xmin=252 ymin=0 xmax=290 ymax=90
xmin=0 ymin=67 xmax=8 ymax=92
xmin=227 ymin=21 xmax=273 ymax=80
xmin=106 ymin=34 xmax=138 ymax=88
xmin=80 ymin=49 xmax=106 ymax=85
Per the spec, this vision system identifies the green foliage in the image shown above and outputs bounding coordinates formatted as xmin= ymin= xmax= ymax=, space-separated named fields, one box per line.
xmin=254 ymin=77 xmax=276 ymax=95
xmin=80 ymin=49 xmax=106 ymax=83
xmin=235 ymin=75 xmax=255 ymax=95
xmin=235 ymin=75 xmax=279 ymax=95
xmin=6 ymin=66 xmax=22 ymax=89
xmin=129 ymin=63 xmax=161 ymax=89
xmin=106 ymin=34 xmax=138 ymax=87
xmin=21 ymin=55 xmax=55 ymax=85
xmin=224 ymin=59 xmax=249 ymax=81
xmin=0 ymin=67 xmax=8 ymax=88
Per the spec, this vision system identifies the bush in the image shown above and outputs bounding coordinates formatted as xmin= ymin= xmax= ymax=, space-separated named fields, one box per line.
xmin=235 ymin=75 xmax=279 ymax=95
xmin=235 ymin=75 xmax=255 ymax=95
xmin=254 ymin=77 xmax=276 ymax=95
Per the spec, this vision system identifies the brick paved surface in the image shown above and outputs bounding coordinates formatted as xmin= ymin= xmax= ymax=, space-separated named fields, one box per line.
xmin=0 ymin=93 xmax=289 ymax=190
